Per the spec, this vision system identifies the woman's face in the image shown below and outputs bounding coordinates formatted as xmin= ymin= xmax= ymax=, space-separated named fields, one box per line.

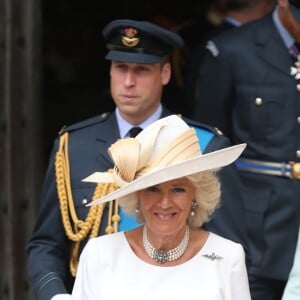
xmin=137 ymin=178 xmax=195 ymax=237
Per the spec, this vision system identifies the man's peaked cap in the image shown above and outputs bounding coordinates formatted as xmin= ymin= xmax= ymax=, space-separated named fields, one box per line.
xmin=102 ymin=19 xmax=184 ymax=64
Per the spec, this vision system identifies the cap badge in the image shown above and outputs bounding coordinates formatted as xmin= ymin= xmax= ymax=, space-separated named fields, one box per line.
xmin=122 ymin=27 xmax=139 ymax=47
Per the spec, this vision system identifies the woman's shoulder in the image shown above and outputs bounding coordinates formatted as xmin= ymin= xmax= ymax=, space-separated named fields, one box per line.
xmin=83 ymin=231 xmax=126 ymax=254
xmin=207 ymin=232 xmax=244 ymax=248
xmin=204 ymin=232 xmax=245 ymax=259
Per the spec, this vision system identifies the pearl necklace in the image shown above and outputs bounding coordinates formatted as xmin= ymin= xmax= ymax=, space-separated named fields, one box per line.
xmin=142 ymin=225 xmax=190 ymax=264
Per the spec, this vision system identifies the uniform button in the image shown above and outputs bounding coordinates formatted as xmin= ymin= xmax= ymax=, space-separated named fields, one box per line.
xmin=255 ymin=97 xmax=263 ymax=105
xmin=215 ymin=127 xmax=223 ymax=135
xmin=298 ymin=116 xmax=300 ymax=124
xmin=297 ymin=150 xmax=300 ymax=158
xmin=82 ymin=198 xmax=88 ymax=205
xmin=297 ymin=84 xmax=300 ymax=92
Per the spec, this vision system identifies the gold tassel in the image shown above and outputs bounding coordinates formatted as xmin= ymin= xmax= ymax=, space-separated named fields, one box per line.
xmin=55 ymin=132 xmax=119 ymax=276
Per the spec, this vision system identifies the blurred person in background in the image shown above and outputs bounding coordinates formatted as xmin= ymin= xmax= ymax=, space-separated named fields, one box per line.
xmin=184 ymin=0 xmax=276 ymax=117
xmin=192 ymin=1 xmax=300 ymax=299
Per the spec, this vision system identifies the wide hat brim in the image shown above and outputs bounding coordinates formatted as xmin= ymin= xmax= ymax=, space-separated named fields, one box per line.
xmin=84 ymin=143 xmax=246 ymax=206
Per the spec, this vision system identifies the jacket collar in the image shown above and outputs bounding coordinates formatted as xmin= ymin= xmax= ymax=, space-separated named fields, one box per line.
xmin=255 ymin=13 xmax=294 ymax=76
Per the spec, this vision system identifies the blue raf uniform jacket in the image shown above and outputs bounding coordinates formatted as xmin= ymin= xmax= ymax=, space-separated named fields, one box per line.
xmin=193 ymin=11 xmax=300 ymax=280
xmin=26 ymin=107 xmax=249 ymax=299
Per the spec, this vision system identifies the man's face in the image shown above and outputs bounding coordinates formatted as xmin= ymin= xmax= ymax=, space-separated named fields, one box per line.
xmin=278 ymin=0 xmax=300 ymax=42
xmin=110 ymin=60 xmax=171 ymax=125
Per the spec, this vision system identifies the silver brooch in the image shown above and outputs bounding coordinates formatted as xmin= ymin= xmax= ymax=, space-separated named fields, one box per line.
xmin=202 ymin=252 xmax=223 ymax=261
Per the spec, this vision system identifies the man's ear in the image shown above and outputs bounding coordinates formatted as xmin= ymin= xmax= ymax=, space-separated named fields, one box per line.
xmin=161 ymin=62 xmax=171 ymax=86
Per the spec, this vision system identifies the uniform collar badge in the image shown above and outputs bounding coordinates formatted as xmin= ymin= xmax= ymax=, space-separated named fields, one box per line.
xmin=122 ymin=27 xmax=139 ymax=47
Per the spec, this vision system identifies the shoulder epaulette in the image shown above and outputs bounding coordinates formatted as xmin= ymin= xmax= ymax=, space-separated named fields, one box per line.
xmin=183 ymin=116 xmax=223 ymax=136
xmin=58 ymin=112 xmax=111 ymax=135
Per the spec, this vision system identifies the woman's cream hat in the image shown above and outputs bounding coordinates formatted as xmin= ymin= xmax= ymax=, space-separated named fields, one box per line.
xmin=83 ymin=115 xmax=246 ymax=206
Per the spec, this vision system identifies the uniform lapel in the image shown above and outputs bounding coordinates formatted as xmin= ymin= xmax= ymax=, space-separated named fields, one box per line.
xmin=96 ymin=113 xmax=120 ymax=166
xmin=255 ymin=14 xmax=294 ymax=77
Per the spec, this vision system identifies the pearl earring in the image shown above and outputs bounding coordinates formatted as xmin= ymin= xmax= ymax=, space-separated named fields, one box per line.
xmin=190 ymin=200 xmax=197 ymax=217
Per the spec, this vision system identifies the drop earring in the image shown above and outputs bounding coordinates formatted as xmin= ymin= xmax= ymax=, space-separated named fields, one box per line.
xmin=190 ymin=200 xmax=197 ymax=217
xmin=136 ymin=202 xmax=140 ymax=215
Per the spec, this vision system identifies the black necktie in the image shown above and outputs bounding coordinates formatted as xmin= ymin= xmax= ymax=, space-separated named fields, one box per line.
xmin=129 ymin=127 xmax=142 ymax=137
